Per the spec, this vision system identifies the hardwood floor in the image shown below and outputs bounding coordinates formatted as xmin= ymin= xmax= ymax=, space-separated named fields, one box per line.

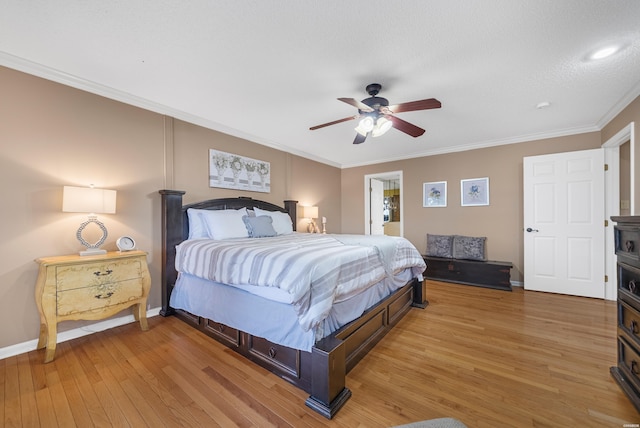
xmin=2 ymin=281 xmax=639 ymax=427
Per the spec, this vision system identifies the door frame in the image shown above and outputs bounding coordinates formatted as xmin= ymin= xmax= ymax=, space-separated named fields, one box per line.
xmin=364 ymin=170 xmax=404 ymax=236
xmin=603 ymin=122 xmax=635 ymax=300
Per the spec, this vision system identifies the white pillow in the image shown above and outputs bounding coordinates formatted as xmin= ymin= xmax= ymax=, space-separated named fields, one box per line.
xmin=186 ymin=208 xmax=210 ymax=239
xmin=199 ymin=208 xmax=249 ymax=240
xmin=253 ymin=207 xmax=293 ymax=235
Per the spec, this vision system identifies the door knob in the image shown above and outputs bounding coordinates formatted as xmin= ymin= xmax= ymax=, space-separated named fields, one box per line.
xmin=526 ymin=227 xmax=539 ymax=232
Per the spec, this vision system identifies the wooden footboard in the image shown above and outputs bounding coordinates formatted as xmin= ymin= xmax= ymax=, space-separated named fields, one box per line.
xmin=158 ymin=189 xmax=428 ymax=418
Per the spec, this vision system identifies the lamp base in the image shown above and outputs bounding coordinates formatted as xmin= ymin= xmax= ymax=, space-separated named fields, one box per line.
xmin=76 ymin=216 xmax=109 ymax=256
xmin=79 ymin=248 xmax=107 ymax=256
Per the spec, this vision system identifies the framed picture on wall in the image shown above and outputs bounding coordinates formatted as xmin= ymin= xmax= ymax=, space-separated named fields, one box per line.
xmin=423 ymin=181 xmax=447 ymax=207
xmin=209 ymin=149 xmax=270 ymax=193
xmin=461 ymin=177 xmax=489 ymax=206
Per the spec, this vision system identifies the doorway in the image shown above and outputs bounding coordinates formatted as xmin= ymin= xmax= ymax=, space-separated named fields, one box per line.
xmin=603 ymin=122 xmax=635 ymax=300
xmin=364 ymin=171 xmax=403 ymax=236
xmin=522 ymin=122 xmax=634 ymax=301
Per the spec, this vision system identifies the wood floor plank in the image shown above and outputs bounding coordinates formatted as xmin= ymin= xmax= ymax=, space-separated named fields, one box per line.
xmin=0 ymin=357 xmax=5 ymax=425
xmin=4 ymin=281 xmax=639 ymax=427
xmin=17 ymin=352 xmax=40 ymax=427
xmin=4 ymin=356 xmax=22 ymax=427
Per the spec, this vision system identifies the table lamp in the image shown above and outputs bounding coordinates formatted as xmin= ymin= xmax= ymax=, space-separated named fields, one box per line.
xmin=302 ymin=206 xmax=319 ymax=233
xmin=62 ymin=185 xmax=117 ymax=255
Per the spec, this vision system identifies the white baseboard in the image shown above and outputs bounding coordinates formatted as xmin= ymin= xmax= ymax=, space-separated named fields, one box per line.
xmin=511 ymin=281 xmax=523 ymax=287
xmin=0 ymin=307 xmax=161 ymax=361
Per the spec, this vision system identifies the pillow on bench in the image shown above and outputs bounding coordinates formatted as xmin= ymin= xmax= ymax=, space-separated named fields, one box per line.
xmin=452 ymin=235 xmax=486 ymax=261
xmin=426 ymin=234 xmax=454 ymax=258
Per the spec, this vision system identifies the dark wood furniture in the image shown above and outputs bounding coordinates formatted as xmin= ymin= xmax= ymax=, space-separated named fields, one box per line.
xmin=611 ymin=215 xmax=640 ymax=412
xmin=159 ymin=190 xmax=428 ymax=419
xmin=423 ymin=256 xmax=512 ymax=291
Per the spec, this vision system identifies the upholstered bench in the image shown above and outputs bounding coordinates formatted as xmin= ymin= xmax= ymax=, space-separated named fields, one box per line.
xmin=423 ymin=234 xmax=512 ymax=291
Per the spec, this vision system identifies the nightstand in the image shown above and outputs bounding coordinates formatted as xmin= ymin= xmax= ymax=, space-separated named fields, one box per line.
xmin=34 ymin=250 xmax=151 ymax=363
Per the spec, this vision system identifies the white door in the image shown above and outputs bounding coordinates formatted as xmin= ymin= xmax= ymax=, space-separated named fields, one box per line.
xmin=370 ymin=178 xmax=385 ymax=235
xmin=523 ymin=149 xmax=605 ymax=298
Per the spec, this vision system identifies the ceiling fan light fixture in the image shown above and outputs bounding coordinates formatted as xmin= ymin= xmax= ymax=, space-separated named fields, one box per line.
xmin=372 ymin=116 xmax=393 ymax=137
xmin=355 ymin=116 xmax=375 ymax=136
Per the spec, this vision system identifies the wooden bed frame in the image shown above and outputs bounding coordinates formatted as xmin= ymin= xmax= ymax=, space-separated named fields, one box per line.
xmin=159 ymin=190 xmax=428 ymax=418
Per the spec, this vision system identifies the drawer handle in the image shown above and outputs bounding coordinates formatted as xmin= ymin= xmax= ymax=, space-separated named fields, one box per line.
xmin=93 ymin=269 xmax=113 ymax=277
xmin=268 ymin=347 xmax=277 ymax=358
xmin=629 ymin=280 xmax=637 ymax=293
xmin=95 ymin=292 xmax=114 ymax=299
xmin=631 ymin=320 xmax=639 ymax=335
xmin=632 ymin=360 xmax=640 ymax=375
xmin=217 ymin=325 xmax=225 ymax=333
xmin=626 ymin=240 xmax=635 ymax=252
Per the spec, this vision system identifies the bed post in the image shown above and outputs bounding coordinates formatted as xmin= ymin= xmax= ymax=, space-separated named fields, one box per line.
xmin=412 ymin=278 xmax=429 ymax=309
xmin=159 ymin=189 xmax=186 ymax=316
xmin=306 ymin=336 xmax=352 ymax=418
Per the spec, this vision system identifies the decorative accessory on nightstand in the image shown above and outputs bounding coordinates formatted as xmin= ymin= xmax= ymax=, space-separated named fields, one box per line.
xmin=302 ymin=206 xmax=319 ymax=233
xmin=116 ymin=236 xmax=136 ymax=251
xmin=62 ymin=185 xmax=117 ymax=256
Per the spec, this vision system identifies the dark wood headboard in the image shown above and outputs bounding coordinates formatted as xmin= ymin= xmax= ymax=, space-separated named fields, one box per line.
xmin=158 ymin=189 xmax=298 ymax=316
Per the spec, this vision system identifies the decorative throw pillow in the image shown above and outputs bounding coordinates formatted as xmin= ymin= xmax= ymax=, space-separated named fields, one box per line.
xmin=426 ymin=234 xmax=454 ymax=258
xmin=242 ymin=215 xmax=277 ymax=238
xmin=452 ymin=235 xmax=487 ymax=261
xmin=253 ymin=207 xmax=294 ymax=235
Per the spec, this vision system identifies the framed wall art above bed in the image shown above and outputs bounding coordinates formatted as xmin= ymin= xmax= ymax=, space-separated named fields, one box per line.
xmin=209 ymin=149 xmax=271 ymax=193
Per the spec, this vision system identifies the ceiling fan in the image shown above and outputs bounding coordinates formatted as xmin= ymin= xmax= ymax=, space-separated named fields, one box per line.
xmin=309 ymin=83 xmax=441 ymax=144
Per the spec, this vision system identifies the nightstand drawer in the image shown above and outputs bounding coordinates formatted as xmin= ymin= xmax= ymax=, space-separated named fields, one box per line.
xmin=56 ymin=258 xmax=142 ymax=291
xmin=57 ymin=278 xmax=143 ymax=316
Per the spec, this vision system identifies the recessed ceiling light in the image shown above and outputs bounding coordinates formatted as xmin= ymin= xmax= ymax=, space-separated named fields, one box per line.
xmin=589 ymin=45 xmax=619 ymax=60
xmin=536 ymin=101 xmax=551 ymax=109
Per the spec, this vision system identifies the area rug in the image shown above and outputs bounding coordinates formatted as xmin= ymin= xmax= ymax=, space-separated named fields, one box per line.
xmin=392 ymin=417 xmax=468 ymax=428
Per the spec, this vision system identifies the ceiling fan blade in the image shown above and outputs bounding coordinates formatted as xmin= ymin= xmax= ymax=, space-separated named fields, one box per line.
xmin=387 ymin=98 xmax=441 ymax=114
xmin=338 ymin=98 xmax=374 ymax=112
xmin=390 ymin=116 xmax=425 ymax=137
xmin=309 ymin=115 xmax=359 ymax=130
xmin=353 ymin=133 xmax=367 ymax=144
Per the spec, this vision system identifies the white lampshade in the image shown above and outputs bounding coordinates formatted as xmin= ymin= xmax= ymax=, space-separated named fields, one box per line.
xmin=372 ymin=116 xmax=393 ymax=137
xmin=354 ymin=116 xmax=375 ymax=136
xmin=302 ymin=206 xmax=318 ymax=219
xmin=63 ymin=186 xmax=117 ymax=214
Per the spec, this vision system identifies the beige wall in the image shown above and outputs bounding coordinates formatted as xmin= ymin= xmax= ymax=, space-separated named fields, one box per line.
xmin=0 ymin=66 xmax=341 ymax=349
xmin=341 ymin=133 xmax=602 ymax=282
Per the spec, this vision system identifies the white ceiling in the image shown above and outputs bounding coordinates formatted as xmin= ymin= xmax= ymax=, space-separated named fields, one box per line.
xmin=2 ymin=1 xmax=640 ymax=168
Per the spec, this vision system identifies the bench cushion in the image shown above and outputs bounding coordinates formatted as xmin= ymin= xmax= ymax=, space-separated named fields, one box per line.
xmin=426 ymin=234 xmax=454 ymax=258
xmin=452 ymin=235 xmax=486 ymax=261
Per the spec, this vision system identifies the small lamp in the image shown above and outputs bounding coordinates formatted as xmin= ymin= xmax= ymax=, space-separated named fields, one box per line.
xmin=63 ymin=185 xmax=117 ymax=256
xmin=302 ymin=206 xmax=319 ymax=233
